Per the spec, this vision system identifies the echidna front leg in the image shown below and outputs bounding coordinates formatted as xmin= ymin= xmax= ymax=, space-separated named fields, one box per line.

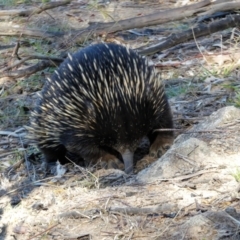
xmin=40 ymin=144 xmax=68 ymax=165
xmin=97 ymin=146 xmax=134 ymax=173
xmin=98 ymin=151 xmax=134 ymax=174
xmin=99 ymin=149 xmax=134 ymax=173
xmin=97 ymin=153 xmax=124 ymax=170
xmin=149 ymin=133 xmax=174 ymax=158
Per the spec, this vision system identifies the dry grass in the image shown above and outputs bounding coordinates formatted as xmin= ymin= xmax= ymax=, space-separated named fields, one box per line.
xmin=1 ymin=0 xmax=240 ymax=239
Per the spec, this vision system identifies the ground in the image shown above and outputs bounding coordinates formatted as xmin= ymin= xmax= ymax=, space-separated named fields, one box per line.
xmin=1 ymin=0 xmax=240 ymax=239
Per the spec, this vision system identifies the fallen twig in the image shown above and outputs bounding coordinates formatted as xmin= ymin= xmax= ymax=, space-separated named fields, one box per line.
xmin=59 ymin=210 xmax=92 ymax=219
xmin=1 ymin=54 xmax=63 ymax=72
xmin=0 ymin=27 xmax=63 ymax=39
xmin=0 ymin=130 xmax=25 ymax=137
xmin=0 ymin=59 xmax=61 ymax=79
xmin=156 ymin=169 xmax=219 ymax=182
xmin=27 ymin=223 xmax=59 ymax=240
xmin=109 ymin=205 xmax=166 ymax=215
xmin=0 ymin=0 xmax=72 ymax=17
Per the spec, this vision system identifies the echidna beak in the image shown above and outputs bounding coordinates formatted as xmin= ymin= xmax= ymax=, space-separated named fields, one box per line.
xmin=122 ymin=149 xmax=134 ymax=174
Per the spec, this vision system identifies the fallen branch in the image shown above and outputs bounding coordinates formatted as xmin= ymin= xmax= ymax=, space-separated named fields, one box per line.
xmin=1 ymin=54 xmax=63 ymax=72
xmin=138 ymin=14 xmax=240 ymax=55
xmin=1 ymin=59 xmax=61 ymax=79
xmin=0 ymin=26 xmax=63 ymax=39
xmin=0 ymin=0 xmax=210 ymax=42
xmin=0 ymin=0 xmax=72 ymax=17
xmin=109 ymin=204 xmax=176 ymax=216
xmin=0 ymin=130 xmax=25 ymax=137
xmin=72 ymin=0 xmax=211 ymax=43
xmin=199 ymin=1 xmax=240 ymax=16
xmin=58 ymin=211 xmax=92 ymax=219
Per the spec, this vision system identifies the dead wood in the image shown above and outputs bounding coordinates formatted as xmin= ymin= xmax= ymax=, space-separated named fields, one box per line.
xmin=0 ymin=0 xmax=210 ymax=41
xmin=1 ymin=59 xmax=61 ymax=79
xmin=5 ymin=159 xmax=24 ymax=176
xmin=154 ymin=169 xmax=219 ymax=182
xmin=212 ymin=0 xmax=237 ymax=4
xmin=199 ymin=1 xmax=240 ymax=16
xmin=12 ymin=42 xmax=20 ymax=59
xmin=0 ymin=130 xmax=25 ymax=137
xmin=59 ymin=211 xmax=92 ymax=219
xmin=0 ymin=44 xmax=15 ymax=50
xmin=109 ymin=205 xmax=163 ymax=215
xmin=72 ymin=0 xmax=211 ymax=43
xmin=0 ymin=0 xmax=72 ymax=17
xmin=0 ymin=0 xmax=211 ymax=79
xmin=138 ymin=14 xmax=240 ymax=55
xmin=0 ymin=26 xmax=63 ymax=39
xmin=27 ymin=223 xmax=59 ymax=240
xmin=1 ymin=54 xmax=63 ymax=72
xmin=109 ymin=204 xmax=177 ymax=216
xmin=0 ymin=0 xmax=238 ymax=79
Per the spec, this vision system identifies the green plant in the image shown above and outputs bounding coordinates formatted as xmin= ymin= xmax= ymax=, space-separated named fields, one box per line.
xmin=166 ymin=81 xmax=196 ymax=98
xmin=222 ymin=84 xmax=240 ymax=107
xmin=233 ymin=168 xmax=240 ymax=182
xmin=88 ymin=0 xmax=114 ymax=21
xmin=234 ymin=91 xmax=240 ymax=108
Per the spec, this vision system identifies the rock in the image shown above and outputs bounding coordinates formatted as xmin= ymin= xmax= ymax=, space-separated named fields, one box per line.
xmin=137 ymin=106 xmax=240 ymax=183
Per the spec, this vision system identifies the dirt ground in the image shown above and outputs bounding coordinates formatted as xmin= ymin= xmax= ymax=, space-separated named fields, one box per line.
xmin=1 ymin=0 xmax=240 ymax=239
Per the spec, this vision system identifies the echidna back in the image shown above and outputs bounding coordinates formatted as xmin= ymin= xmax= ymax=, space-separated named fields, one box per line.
xmin=28 ymin=43 xmax=173 ymax=172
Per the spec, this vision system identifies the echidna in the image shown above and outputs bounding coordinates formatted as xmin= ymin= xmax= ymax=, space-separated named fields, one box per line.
xmin=27 ymin=43 xmax=174 ymax=174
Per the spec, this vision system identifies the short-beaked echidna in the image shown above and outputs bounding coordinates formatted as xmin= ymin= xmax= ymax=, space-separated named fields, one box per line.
xmin=27 ymin=43 xmax=173 ymax=173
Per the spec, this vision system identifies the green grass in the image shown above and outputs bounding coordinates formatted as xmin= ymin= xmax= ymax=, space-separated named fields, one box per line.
xmin=0 ymin=72 xmax=45 ymax=129
xmin=0 ymin=36 xmax=14 ymax=45
xmin=0 ymin=102 xmax=29 ymax=129
xmin=88 ymin=0 xmax=114 ymax=21
xmin=10 ymin=151 xmax=25 ymax=165
xmin=222 ymin=84 xmax=240 ymax=108
xmin=233 ymin=168 xmax=240 ymax=182
xmin=199 ymin=62 xmax=237 ymax=80
xmin=233 ymin=91 xmax=240 ymax=108
xmin=0 ymin=149 xmax=25 ymax=171
xmin=166 ymin=82 xmax=196 ymax=98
